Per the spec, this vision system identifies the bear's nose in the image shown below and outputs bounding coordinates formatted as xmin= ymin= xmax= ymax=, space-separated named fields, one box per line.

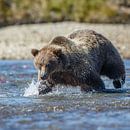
xmin=41 ymin=72 xmax=48 ymax=80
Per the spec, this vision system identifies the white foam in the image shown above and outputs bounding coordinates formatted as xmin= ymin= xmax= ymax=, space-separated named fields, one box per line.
xmin=23 ymin=80 xmax=82 ymax=97
xmin=23 ymin=80 xmax=39 ymax=97
xmin=23 ymin=78 xmax=126 ymax=97
xmin=52 ymin=85 xmax=82 ymax=95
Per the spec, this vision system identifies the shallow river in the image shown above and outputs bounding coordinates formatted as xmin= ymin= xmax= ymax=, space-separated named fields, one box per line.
xmin=0 ymin=60 xmax=130 ymax=130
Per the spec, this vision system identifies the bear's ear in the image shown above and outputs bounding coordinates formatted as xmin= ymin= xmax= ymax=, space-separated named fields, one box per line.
xmin=52 ymin=36 xmax=67 ymax=43
xmin=53 ymin=49 xmax=62 ymax=57
xmin=31 ymin=49 xmax=39 ymax=57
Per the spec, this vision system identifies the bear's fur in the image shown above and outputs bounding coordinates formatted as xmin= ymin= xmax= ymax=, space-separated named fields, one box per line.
xmin=31 ymin=29 xmax=125 ymax=94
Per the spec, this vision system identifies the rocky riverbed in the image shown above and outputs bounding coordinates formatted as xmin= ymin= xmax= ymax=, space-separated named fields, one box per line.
xmin=0 ymin=22 xmax=130 ymax=59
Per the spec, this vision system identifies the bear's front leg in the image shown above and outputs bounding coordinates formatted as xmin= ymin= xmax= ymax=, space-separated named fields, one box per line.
xmin=80 ymin=71 xmax=105 ymax=92
xmin=38 ymin=80 xmax=53 ymax=95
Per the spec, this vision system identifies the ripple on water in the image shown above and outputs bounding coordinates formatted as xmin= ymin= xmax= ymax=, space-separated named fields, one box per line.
xmin=1 ymin=110 xmax=130 ymax=130
xmin=0 ymin=60 xmax=130 ymax=130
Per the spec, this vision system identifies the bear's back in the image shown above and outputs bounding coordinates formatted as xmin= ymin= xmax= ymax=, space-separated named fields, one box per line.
xmin=50 ymin=29 xmax=119 ymax=60
xmin=68 ymin=29 xmax=95 ymax=39
xmin=67 ymin=29 xmax=110 ymax=47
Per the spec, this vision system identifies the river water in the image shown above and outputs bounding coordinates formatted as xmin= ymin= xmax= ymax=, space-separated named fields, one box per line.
xmin=0 ymin=60 xmax=130 ymax=130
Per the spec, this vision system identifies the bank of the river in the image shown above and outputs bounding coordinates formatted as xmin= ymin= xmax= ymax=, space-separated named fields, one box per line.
xmin=0 ymin=22 xmax=130 ymax=59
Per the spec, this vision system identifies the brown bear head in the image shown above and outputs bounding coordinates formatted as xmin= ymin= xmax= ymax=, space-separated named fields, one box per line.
xmin=31 ymin=46 xmax=66 ymax=81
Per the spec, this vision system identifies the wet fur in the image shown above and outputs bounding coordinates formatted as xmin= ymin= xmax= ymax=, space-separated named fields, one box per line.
xmin=32 ymin=29 xmax=125 ymax=94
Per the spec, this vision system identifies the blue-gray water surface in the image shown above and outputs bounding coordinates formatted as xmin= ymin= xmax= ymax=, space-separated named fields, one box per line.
xmin=0 ymin=60 xmax=130 ymax=130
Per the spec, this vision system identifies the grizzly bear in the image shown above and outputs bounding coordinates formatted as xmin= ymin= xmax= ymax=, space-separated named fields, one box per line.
xmin=31 ymin=29 xmax=125 ymax=94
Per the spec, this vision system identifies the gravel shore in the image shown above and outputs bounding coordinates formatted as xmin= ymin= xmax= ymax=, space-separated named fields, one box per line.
xmin=0 ymin=22 xmax=130 ymax=59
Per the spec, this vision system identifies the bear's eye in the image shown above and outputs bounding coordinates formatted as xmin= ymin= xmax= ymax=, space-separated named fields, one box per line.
xmin=36 ymin=63 xmax=42 ymax=69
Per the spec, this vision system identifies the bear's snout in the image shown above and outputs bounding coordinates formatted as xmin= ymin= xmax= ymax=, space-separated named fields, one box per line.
xmin=41 ymin=72 xmax=48 ymax=80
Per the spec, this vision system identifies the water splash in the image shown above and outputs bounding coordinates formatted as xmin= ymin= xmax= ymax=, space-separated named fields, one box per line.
xmin=23 ymin=80 xmax=82 ymax=97
xmin=23 ymin=77 xmax=127 ymax=97
xmin=24 ymin=80 xmax=39 ymax=97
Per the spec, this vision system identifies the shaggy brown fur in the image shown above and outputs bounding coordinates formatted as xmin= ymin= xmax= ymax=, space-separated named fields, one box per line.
xmin=31 ymin=29 xmax=125 ymax=94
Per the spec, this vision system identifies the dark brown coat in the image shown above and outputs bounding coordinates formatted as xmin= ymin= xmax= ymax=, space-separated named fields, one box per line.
xmin=31 ymin=29 xmax=125 ymax=94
